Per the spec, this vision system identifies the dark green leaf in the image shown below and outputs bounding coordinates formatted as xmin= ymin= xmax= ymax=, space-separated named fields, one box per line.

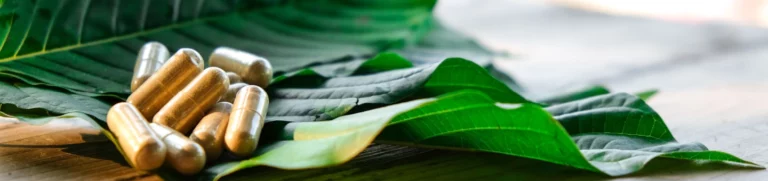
xmin=545 ymin=93 xmax=672 ymax=140
xmin=0 ymin=0 xmax=435 ymax=96
xmin=266 ymin=58 xmax=528 ymax=122
xmin=0 ymin=81 xmax=109 ymax=121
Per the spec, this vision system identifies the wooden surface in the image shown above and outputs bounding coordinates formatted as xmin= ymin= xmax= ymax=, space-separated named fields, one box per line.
xmin=5 ymin=0 xmax=768 ymax=180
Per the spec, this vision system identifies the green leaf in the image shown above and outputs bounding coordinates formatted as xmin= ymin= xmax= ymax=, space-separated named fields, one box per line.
xmin=0 ymin=0 xmax=435 ymax=96
xmin=537 ymin=85 xmax=610 ymax=105
xmin=205 ymin=91 xmax=759 ymax=180
xmin=0 ymin=81 xmax=109 ymax=121
xmin=574 ymin=133 xmax=759 ymax=176
xmin=545 ymin=93 xmax=672 ymax=140
xmin=204 ymin=96 xmax=434 ymax=180
xmin=266 ymin=58 xmax=528 ymax=122
xmin=635 ymin=89 xmax=659 ymax=100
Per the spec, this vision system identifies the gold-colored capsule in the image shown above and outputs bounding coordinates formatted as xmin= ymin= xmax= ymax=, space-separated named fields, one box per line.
xmin=154 ymin=67 xmax=229 ymax=134
xmin=210 ymin=47 xmax=273 ymax=88
xmin=226 ymin=72 xmax=242 ymax=84
xmin=107 ymin=102 xmax=167 ymax=171
xmin=128 ymin=48 xmax=204 ymax=119
xmin=222 ymin=83 xmax=248 ymax=103
xmin=190 ymin=102 xmax=232 ymax=162
xmin=225 ymin=85 xmax=269 ymax=157
xmin=131 ymin=42 xmax=170 ymax=92
xmin=149 ymin=123 xmax=206 ymax=175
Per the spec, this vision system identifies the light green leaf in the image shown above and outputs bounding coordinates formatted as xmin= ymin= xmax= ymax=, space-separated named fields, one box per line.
xmin=635 ymin=89 xmax=659 ymax=101
xmin=204 ymin=96 xmax=434 ymax=180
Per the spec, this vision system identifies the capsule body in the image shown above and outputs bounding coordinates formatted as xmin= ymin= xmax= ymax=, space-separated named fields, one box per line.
xmin=222 ymin=83 xmax=248 ymax=103
xmin=226 ymin=72 xmax=242 ymax=84
xmin=190 ymin=102 xmax=232 ymax=162
xmin=107 ymin=103 xmax=166 ymax=171
xmin=154 ymin=67 xmax=229 ymax=134
xmin=149 ymin=123 xmax=206 ymax=175
xmin=131 ymin=42 xmax=170 ymax=92
xmin=128 ymin=49 xmax=204 ymax=119
xmin=210 ymin=47 xmax=273 ymax=88
xmin=225 ymin=85 xmax=269 ymax=157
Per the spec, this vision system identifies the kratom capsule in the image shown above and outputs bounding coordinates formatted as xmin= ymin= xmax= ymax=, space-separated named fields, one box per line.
xmin=225 ymin=85 xmax=269 ymax=157
xmin=222 ymin=83 xmax=248 ymax=103
xmin=149 ymin=123 xmax=206 ymax=175
xmin=226 ymin=72 xmax=242 ymax=84
xmin=190 ymin=102 xmax=232 ymax=162
xmin=128 ymin=48 xmax=204 ymax=119
xmin=154 ymin=67 xmax=229 ymax=134
xmin=209 ymin=47 xmax=273 ymax=88
xmin=107 ymin=102 xmax=166 ymax=171
xmin=131 ymin=42 xmax=170 ymax=92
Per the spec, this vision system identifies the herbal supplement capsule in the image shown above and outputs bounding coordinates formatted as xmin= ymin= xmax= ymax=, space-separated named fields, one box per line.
xmin=210 ymin=47 xmax=273 ymax=88
xmin=128 ymin=48 xmax=204 ymax=119
xmin=149 ymin=123 xmax=206 ymax=175
xmin=154 ymin=67 xmax=229 ymax=134
xmin=222 ymin=83 xmax=248 ymax=103
xmin=131 ymin=42 xmax=170 ymax=92
xmin=225 ymin=85 xmax=269 ymax=157
xmin=107 ymin=102 xmax=166 ymax=171
xmin=226 ymin=72 xmax=242 ymax=84
xmin=190 ymin=102 xmax=232 ymax=161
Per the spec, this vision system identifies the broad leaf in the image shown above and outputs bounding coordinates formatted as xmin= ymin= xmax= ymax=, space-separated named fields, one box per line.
xmin=204 ymin=91 xmax=758 ymax=180
xmin=267 ymin=58 xmax=528 ymax=122
xmin=203 ymin=96 xmax=434 ymax=180
xmin=545 ymin=93 xmax=672 ymax=140
xmin=0 ymin=0 xmax=436 ymax=95
xmin=0 ymin=81 xmax=109 ymax=121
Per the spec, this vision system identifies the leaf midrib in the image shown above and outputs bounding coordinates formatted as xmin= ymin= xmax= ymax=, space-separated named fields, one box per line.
xmin=0 ymin=10 xmax=232 ymax=62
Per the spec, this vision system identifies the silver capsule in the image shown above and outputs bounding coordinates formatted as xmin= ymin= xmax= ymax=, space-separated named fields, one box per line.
xmin=210 ymin=47 xmax=273 ymax=88
xmin=131 ymin=42 xmax=170 ymax=92
xmin=222 ymin=82 xmax=248 ymax=103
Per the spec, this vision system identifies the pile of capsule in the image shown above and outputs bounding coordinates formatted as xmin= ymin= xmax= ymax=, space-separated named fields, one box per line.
xmin=108 ymin=42 xmax=273 ymax=175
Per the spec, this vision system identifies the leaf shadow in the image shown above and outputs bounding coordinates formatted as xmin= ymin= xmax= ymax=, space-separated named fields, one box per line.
xmin=58 ymin=133 xmax=132 ymax=168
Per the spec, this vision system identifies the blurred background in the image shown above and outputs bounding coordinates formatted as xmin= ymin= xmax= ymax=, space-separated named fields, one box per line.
xmin=434 ymin=0 xmax=768 ymax=98
xmin=433 ymin=0 xmax=768 ymax=139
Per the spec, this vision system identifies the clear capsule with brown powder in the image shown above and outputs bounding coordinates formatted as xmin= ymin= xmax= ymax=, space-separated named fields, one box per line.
xmin=128 ymin=48 xmax=205 ymax=119
xmin=107 ymin=103 xmax=166 ymax=171
xmin=226 ymin=72 xmax=242 ymax=84
xmin=222 ymin=82 xmax=248 ymax=103
xmin=131 ymin=42 xmax=170 ymax=92
xmin=210 ymin=47 xmax=273 ymax=88
xmin=225 ymin=85 xmax=269 ymax=157
xmin=190 ymin=102 xmax=232 ymax=162
xmin=149 ymin=123 xmax=206 ymax=175
xmin=153 ymin=67 xmax=229 ymax=134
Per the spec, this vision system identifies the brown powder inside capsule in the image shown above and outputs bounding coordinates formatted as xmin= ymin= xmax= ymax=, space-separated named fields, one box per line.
xmin=153 ymin=67 xmax=229 ymax=134
xmin=128 ymin=49 xmax=204 ymax=119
